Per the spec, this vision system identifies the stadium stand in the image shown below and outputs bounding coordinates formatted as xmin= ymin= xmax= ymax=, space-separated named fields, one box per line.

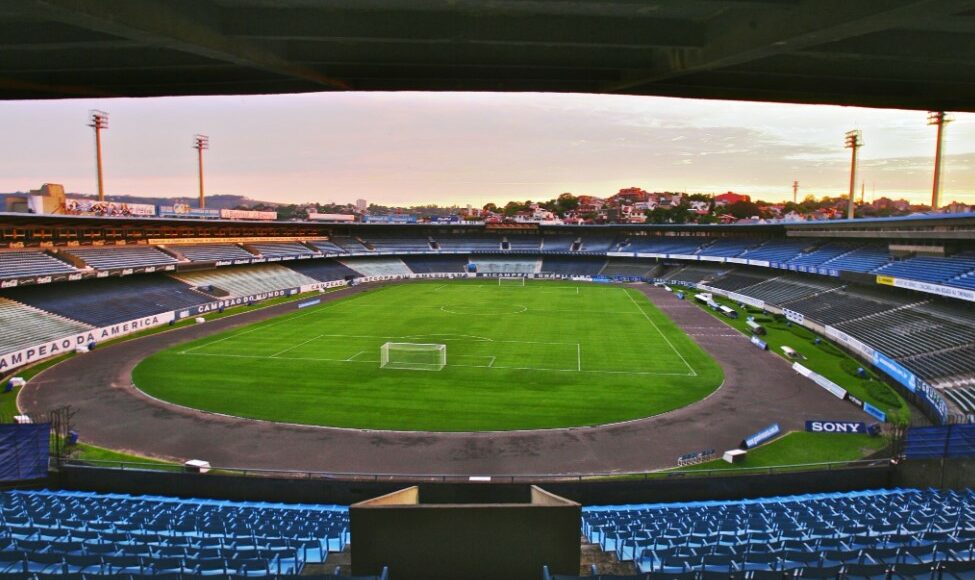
xmin=781 ymin=289 xmax=908 ymax=326
xmin=874 ymin=254 xmax=975 ymax=285
xmin=175 ymin=264 xmax=318 ymax=297
xmin=0 ymin=297 xmax=92 ymax=355
xmin=821 ymin=244 xmax=893 ymax=274
xmin=503 ymin=235 xmax=541 ymax=252
xmin=729 ymin=275 xmax=842 ymax=305
xmin=706 ymin=270 xmax=769 ymax=293
xmin=578 ymin=235 xmax=617 ymax=253
xmin=173 ymin=244 xmax=255 ymax=263
xmin=285 ymin=258 xmax=361 ymax=281
xmin=836 ymin=309 xmax=975 ymax=360
xmin=469 ymin=257 xmax=541 ymax=275
xmin=363 ymin=234 xmax=432 ymax=252
xmin=739 ymin=239 xmax=811 ymax=263
xmin=338 ymin=257 xmax=412 ymax=277
xmin=694 ymin=238 xmax=761 ymax=258
xmin=583 ymin=488 xmax=975 ymax=577
xmin=401 ymin=255 xmax=469 ymax=274
xmin=944 ymin=387 xmax=975 ymax=415
xmin=540 ymin=234 xmax=579 ymax=252
xmin=904 ymin=425 xmax=975 ymax=459
xmin=541 ymin=256 xmax=606 ymax=277
xmin=328 ymin=237 xmax=370 ymax=252
xmin=64 ymin=246 xmax=178 ymax=270
xmin=2 ymin=275 xmax=208 ymax=328
xmin=247 ymin=242 xmax=317 ymax=258
xmin=626 ymin=237 xmax=703 ymax=255
xmin=0 ymin=250 xmax=79 ymax=280
xmin=0 ymin=489 xmax=349 ymax=576
xmin=307 ymin=239 xmax=349 ymax=254
xmin=661 ymin=265 xmax=725 ymax=285
xmin=784 ymin=242 xmax=861 ymax=270
xmin=598 ymin=258 xmax=661 ymax=279
xmin=436 ymin=235 xmax=502 ymax=252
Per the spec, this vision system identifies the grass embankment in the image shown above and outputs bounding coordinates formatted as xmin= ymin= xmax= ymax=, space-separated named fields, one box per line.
xmin=677 ymin=431 xmax=889 ymax=472
xmin=683 ymin=288 xmax=910 ymax=425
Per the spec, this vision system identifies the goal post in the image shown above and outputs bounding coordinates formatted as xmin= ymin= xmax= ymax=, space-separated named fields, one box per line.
xmin=380 ymin=342 xmax=447 ymax=371
xmin=498 ymin=276 xmax=526 ymax=287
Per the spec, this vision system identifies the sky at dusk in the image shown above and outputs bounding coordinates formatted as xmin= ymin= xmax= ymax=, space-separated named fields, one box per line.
xmin=1 ymin=92 xmax=973 ymax=207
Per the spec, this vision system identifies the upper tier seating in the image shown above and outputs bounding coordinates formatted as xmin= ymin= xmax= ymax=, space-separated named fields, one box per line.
xmin=874 ymin=253 xmax=975 ymax=284
xmin=598 ymin=259 xmax=660 ymax=279
xmin=176 ymin=265 xmax=318 ymax=297
xmin=624 ymin=237 xmax=703 ymax=255
xmin=65 ymin=246 xmax=178 ymax=270
xmin=338 ymin=257 xmax=412 ymax=277
xmin=0 ymin=297 xmax=92 ymax=355
xmin=176 ymin=244 xmax=255 ymax=262
xmin=437 ymin=235 xmax=502 ymax=252
xmin=695 ymin=238 xmax=761 ymax=258
xmin=401 ymin=255 xmax=469 ymax=274
xmin=504 ymin=236 xmax=541 ymax=251
xmin=2 ymin=275 xmax=209 ymax=328
xmin=822 ymin=244 xmax=892 ymax=273
xmin=248 ymin=242 xmax=317 ymax=258
xmin=541 ymin=256 xmax=606 ymax=276
xmin=943 ymin=387 xmax=975 ymax=415
xmin=286 ymin=259 xmax=361 ymax=281
xmin=583 ymin=488 xmax=975 ymax=576
xmin=307 ymin=239 xmax=349 ymax=254
xmin=578 ymin=235 xmax=617 ymax=253
xmin=785 ymin=243 xmax=860 ymax=269
xmin=365 ymin=236 xmax=432 ymax=252
xmin=540 ymin=235 xmax=578 ymax=252
xmin=469 ymin=257 xmax=541 ymax=275
xmin=0 ymin=251 xmax=78 ymax=280
xmin=739 ymin=239 xmax=811 ymax=263
xmin=0 ymin=489 xmax=349 ymax=576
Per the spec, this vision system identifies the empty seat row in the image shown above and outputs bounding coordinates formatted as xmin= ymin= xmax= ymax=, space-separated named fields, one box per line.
xmin=0 ymin=251 xmax=78 ymax=280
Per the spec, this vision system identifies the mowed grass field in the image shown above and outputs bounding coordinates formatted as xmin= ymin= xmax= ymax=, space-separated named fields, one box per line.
xmin=132 ymin=279 xmax=722 ymax=431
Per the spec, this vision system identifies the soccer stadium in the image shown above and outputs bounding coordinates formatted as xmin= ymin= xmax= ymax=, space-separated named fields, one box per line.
xmin=1 ymin=2 xmax=975 ymax=579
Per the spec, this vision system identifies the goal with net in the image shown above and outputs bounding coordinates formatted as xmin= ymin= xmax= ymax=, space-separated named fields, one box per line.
xmin=380 ymin=342 xmax=447 ymax=371
xmin=498 ymin=276 xmax=526 ymax=287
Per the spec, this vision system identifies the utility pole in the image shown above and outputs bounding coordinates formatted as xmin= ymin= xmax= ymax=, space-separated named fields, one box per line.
xmin=792 ymin=180 xmax=799 ymax=204
xmin=193 ymin=134 xmax=209 ymax=209
xmin=927 ymin=111 xmax=952 ymax=210
xmin=88 ymin=111 xmax=109 ymax=201
xmin=844 ymin=130 xmax=863 ymax=220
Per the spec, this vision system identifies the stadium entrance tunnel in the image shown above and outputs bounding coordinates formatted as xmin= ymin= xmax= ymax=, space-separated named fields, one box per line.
xmin=350 ymin=485 xmax=580 ymax=580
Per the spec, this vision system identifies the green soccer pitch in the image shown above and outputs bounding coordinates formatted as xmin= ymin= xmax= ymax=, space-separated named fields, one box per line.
xmin=132 ymin=279 xmax=723 ymax=431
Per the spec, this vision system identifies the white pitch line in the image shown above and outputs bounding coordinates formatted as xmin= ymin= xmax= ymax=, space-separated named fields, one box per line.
xmin=269 ymin=334 xmax=323 ymax=357
xmin=577 ymin=343 xmax=582 ymax=371
xmin=345 ymin=351 xmax=367 ymax=361
xmin=624 ymin=288 xmax=697 ymax=377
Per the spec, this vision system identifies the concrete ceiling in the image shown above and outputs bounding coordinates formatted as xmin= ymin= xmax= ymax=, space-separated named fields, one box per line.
xmin=2 ymin=0 xmax=974 ymax=111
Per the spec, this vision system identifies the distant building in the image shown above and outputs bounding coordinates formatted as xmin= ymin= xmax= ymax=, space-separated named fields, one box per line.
xmin=355 ymin=198 xmax=368 ymax=212
xmin=714 ymin=192 xmax=751 ymax=207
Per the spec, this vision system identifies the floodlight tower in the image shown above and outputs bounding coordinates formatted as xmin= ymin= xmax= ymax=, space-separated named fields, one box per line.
xmin=193 ymin=134 xmax=209 ymax=209
xmin=88 ymin=110 xmax=109 ymax=201
xmin=844 ymin=130 xmax=863 ymax=220
xmin=927 ymin=111 xmax=952 ymax=210
xmin=792 ymin=180 xmax=799 ymax=204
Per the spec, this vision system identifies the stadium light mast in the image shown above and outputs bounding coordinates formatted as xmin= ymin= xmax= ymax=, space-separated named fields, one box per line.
xmin=927 ymin=111 xmax=952 ymax=210
xmin=88 ymin=110 xmax=109 ymax=201
xmin=193 ymin=134 xmax=209 ymax=209
xmin=844 ymin=130 xmax=863 ymax=220
xmin=792 ymin=180 xmax=799 ymax=204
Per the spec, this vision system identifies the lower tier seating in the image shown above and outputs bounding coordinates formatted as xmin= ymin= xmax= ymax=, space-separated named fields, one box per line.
xmin=542 ymin=256 xmax=606 ymax=276
xmin=175 ymin=265 xmax=318 ymax=297
xmin=0 ymin=489 xmax=349 ymax=577
xmin=583 ymin=488 xmax=975 ymax=577
xmin=468 ymin=257 xmax=541 ymax=275
xmin=338 ymin=257 xmax=412 ymax=277
xmin=0 ymin=298 xmax=92 ymax=355
xmin=286 ymin=259 xmax=361 ymax=281
xmin=401 ymin=255 xmax=469 ymax=274
xmin=1 ymin=276 xmax=207 ymax=329
xmin=598 ymin=259 xmax=661 ymax=279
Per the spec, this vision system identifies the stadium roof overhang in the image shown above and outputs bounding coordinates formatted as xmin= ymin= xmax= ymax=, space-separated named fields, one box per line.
xmin=2 ymin=0 xmax=974 ymax=111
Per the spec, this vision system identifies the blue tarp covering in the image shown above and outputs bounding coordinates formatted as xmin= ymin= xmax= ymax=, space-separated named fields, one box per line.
xmin=0 ymin=423 xmax=50 ymax=481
